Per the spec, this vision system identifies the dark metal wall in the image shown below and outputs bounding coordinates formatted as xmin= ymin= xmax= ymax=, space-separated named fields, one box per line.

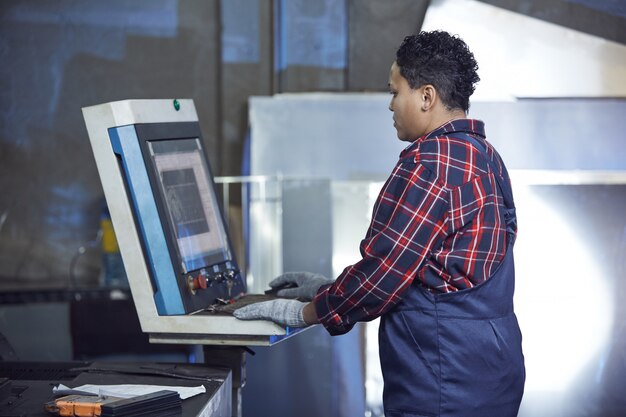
xmin=1 ymin=0 xmax=624 ymax=291
xmin=0 ymin=0 xmax=222 ymax=287
xmin=0 ymin=0 xmax=429 ymax=289
xmin=476 ymin=0 xmax=626 ymax=44
xmin=0 ymin=2 xmax=429 ymax=416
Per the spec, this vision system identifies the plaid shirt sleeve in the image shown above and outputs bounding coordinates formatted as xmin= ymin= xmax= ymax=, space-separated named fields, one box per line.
xmin=313 ymin=125 xmax=511 ymax=335
xmin=313 ymin=154 xmax=451 ymax=335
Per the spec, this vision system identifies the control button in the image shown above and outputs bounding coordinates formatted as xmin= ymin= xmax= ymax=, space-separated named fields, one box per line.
xmin=193 ymin=274 xmax=208 ymax=290
xmin=187 ymin=275 xmax=196 ymax=295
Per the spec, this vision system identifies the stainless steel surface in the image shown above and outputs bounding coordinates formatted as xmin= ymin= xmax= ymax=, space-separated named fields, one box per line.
xmin=249 ymin=94 xmax=405 ymax=181
xmin=198 ymin=371 xmax=232 ymax=417
xmin=219 ymin=174 xmax=365 ymax=416
xmin=250 ymin=94 xmax=626 ymax=177
xmin=249 ymin=93 xmax=626 ymax=416
xmin=423 ymin=0 xmax=626 ymax=100
xmin=148 ymin=329 xmax=304 ymax=347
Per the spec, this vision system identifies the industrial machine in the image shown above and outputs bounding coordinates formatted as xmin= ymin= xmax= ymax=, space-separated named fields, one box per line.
xmin=82 ymin=99 xmax=300 ymax=346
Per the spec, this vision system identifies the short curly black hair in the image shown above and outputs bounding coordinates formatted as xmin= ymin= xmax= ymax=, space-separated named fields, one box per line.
xmin=395 ymin=30 xmax=479 ymax=112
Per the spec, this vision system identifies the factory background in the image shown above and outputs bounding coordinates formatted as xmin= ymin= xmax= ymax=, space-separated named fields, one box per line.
xmin=1 ymin=1 xmax=625 ymax=416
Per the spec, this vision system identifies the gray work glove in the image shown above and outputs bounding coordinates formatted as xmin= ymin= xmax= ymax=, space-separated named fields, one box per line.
xmin=269 ymin=271 xmax=334 ymax=301
xmin=233 ymin=299 xmax=308 ymax=327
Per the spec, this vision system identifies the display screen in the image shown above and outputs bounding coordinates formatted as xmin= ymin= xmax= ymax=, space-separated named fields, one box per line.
xmin=148 ymin=138 xmax=231 ymax=272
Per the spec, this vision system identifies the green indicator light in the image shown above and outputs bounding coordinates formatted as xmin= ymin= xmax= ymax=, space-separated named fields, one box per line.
xmin=173 ymin=99 xmax=180 ymax=111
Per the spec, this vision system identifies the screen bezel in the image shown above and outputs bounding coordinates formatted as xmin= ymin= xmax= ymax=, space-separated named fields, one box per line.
xmin=134 ymin=122 xmax=234 ymax=275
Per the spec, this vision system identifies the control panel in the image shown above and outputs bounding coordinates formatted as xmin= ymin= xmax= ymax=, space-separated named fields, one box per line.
xmin=82 ymin=99 xmax=299 ymax=345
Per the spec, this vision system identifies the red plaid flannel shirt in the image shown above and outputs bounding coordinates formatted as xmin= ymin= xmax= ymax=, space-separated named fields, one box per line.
xmin=313 ymin=119 xmax=515 ymax=335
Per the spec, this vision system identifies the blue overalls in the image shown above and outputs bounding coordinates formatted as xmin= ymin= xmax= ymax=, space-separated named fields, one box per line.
xmin=379 ymin=135 xmax=525 ymax=417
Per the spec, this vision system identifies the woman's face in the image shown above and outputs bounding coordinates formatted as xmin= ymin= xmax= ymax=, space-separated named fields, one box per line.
xmin=388 ymin=61 xmax=428 ymax=142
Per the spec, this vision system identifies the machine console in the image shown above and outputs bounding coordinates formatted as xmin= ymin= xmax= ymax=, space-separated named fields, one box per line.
xmin=83 ymin=99 xmax=301 ymax=346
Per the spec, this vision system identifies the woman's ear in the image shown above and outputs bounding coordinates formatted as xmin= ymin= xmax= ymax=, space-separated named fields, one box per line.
xmin=421 ymin=84 xmax=436 ymax=111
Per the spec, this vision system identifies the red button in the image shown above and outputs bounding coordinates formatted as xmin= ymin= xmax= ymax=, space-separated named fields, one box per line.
xmin=194 ymin=274 xmax=208 ymax=290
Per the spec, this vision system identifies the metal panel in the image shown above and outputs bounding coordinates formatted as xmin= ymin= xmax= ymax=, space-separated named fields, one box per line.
xmin=250 ymin=94 xmax=626 ymax=176
xmin=473 ymin=99 xmax=626 ymax=170
xmin=422 ymin=0 xmax=626 ymax=99
xmin=199 ymin=371 xmax=232 ymax=417
xmin=348 ymin=0 xmax=429 ymax=90
xmin=249 ymin=93 xmax=405 ymax=180
xmin=240 ymin=172 xmax=365 ymax=417
xmin=248 ymin=93 xmax=626 ymax=416
xmin=274 ymin=0 xmax=348 ymax=92
xmin=476 ymin=0 xmax=626 ymax=44
xmin=281 ymin=180 xmax=333 ymax=275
